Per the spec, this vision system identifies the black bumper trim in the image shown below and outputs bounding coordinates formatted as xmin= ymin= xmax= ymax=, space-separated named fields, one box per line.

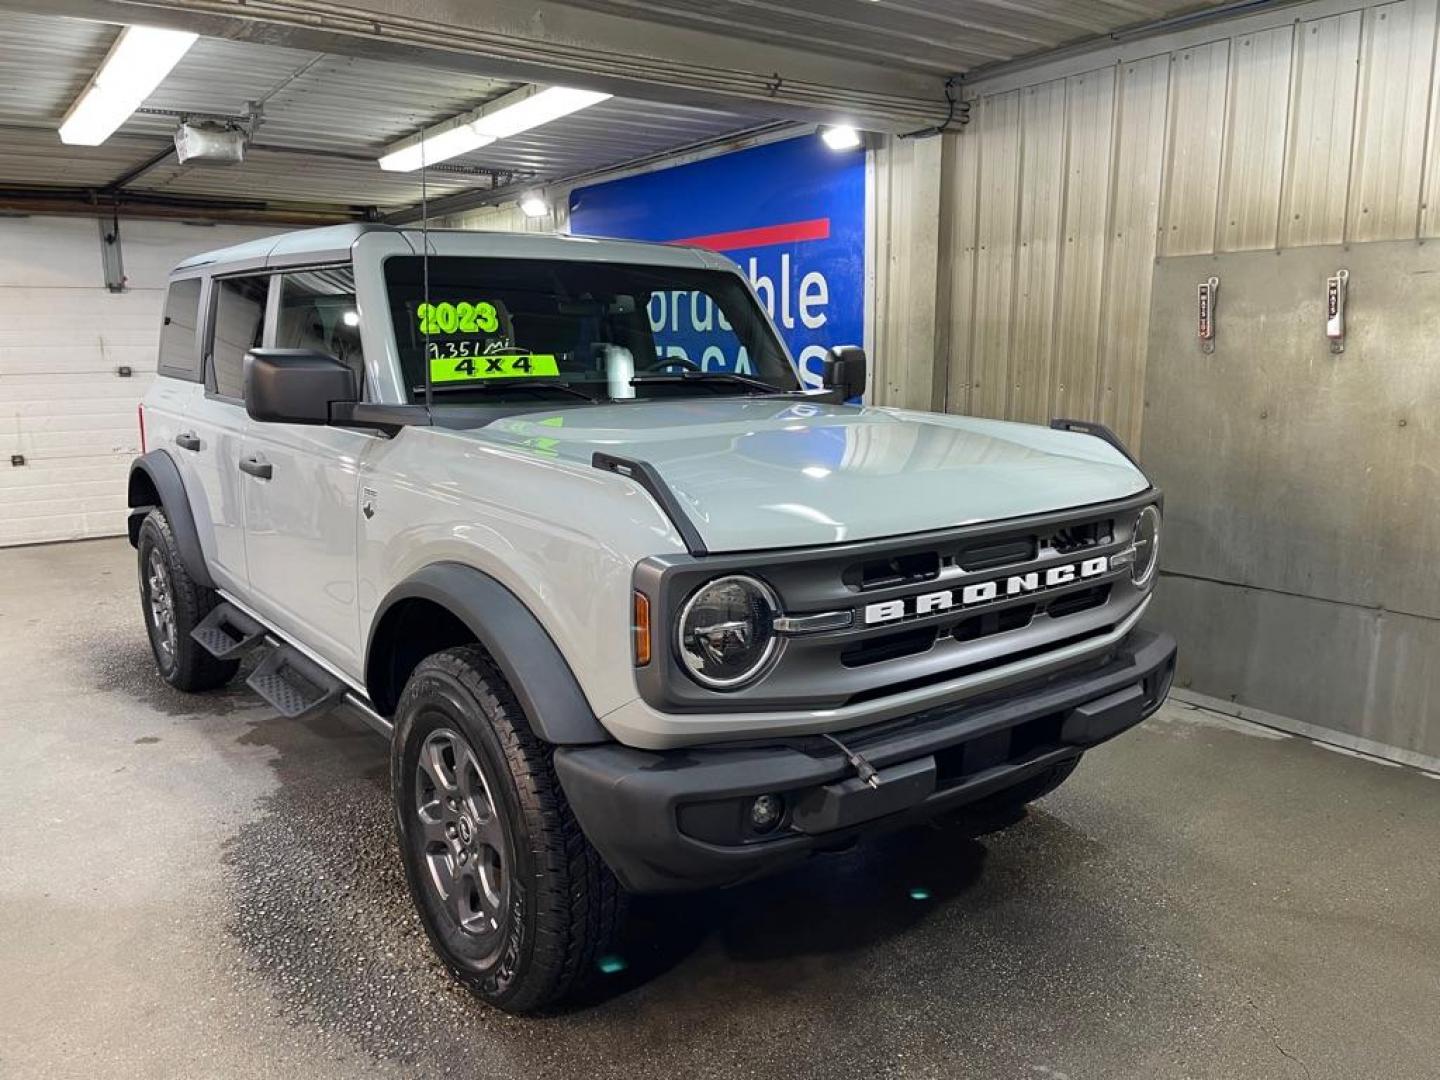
xmin=555 ymin=628 xmax=1176 ymax=893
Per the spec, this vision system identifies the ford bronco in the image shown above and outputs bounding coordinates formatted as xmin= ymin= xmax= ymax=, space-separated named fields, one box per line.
xmin=128 ymin=223 xmax=1175 ymax=1012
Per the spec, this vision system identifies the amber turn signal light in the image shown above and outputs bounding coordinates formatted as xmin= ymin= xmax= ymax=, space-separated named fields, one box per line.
xmin=632 ymin=591 xmax=652 ymax=666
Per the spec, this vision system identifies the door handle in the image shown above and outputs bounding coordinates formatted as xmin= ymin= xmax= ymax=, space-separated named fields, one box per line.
xmin=239 ymin=455 xmax=273 ymax=481
xmin=175 ymin=432 xmax=201 ymax=452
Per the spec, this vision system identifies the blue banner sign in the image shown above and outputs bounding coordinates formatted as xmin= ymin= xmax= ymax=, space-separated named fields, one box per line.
xmin=568 ymin=135 xmax=866 ymax=390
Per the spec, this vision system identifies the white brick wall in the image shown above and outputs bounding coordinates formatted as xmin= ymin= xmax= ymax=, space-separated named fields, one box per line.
xmin=0 ymin=217 xmax=280 ymax=546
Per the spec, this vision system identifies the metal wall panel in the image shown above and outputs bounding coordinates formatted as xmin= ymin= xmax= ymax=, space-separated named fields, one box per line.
xmin=1143 ymin=241 xmax=1440 ymax=757
xmin=1218 ymin=25 xmax=1294 ymax=250
xmin=941 ymin=127 xmax=981 ymax=414
xmin=1158 ymin=40 xmax=1230 ymax=256
xmin=967 ymin=91 xmax=1024 ymax=420
xmin=1052 ymin=68 xmax=1118 ymax=421
xmin=1008 ymin=79 xmax=1068 ymax=425
xmin=1280 ymin=12 xmax=1363 ymax=246
xmin=1097 ymin=54 xmax=1172 ymax=445
xmin=869 ymin=135 xmax=946 ymax=411
xmin=1346 ymin=0 xmax=1437 ymax=241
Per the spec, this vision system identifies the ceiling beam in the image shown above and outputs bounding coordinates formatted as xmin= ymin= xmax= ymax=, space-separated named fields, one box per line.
xmin=0 ymin=184 xmax=364 ymax=224
xmin=0 ymin=0 xmax=954 ymax=133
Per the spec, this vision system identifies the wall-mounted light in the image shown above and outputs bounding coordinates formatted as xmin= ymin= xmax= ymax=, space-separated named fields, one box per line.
xmin=820 ymin=125 xmax=862 ymax=151
xmin=378 ymin=85 xmax=612 ymax=172
xmin=519 ymin=193 xmax=550 ymax=218
xmin=59 ymin=25 xmax=198 ymax=146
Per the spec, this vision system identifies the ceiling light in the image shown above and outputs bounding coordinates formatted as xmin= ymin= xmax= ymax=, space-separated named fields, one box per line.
xmin=378 ymin=122 xmax=495 ymax=172
xmin=519 ymin=193 xmax=550 ymax=218
xmin=59 ymin=25 xmax=198 ymax=146
xmin=472 ymin=86 xmax=612 ymax=140
xmin=821 ymin=125 xmax=862 ymax=151
xmin=377 ymin=84 xmax=611 ymax=173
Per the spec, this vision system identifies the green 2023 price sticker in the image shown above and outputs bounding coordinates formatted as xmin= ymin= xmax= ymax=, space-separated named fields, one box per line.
xmin=429 ymin=354 xmax=560 ymax=382
xmin=417 ymin=300 xmax=499 ymax=335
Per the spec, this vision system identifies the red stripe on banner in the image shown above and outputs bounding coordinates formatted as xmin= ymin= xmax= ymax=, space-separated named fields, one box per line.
xmin=670 ymin=217 xmax=831 ymax=252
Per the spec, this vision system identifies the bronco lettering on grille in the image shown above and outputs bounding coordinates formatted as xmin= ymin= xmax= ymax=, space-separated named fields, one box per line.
xmin=863 ymin=556 xmax=1111 ymax=626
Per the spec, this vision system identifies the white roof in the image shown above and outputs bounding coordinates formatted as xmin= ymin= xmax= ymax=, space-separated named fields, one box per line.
xmin=171 ymin=223 xmax=732 ymax=276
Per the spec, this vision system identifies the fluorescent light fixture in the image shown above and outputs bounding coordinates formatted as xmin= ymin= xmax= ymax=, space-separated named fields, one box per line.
xmin=519 ymin=193 xmax=550 ymax=218
xmin=377 ymin=84 xmax=612 ymax=173
xmin=821 ymin=125 xmax=863 ymax=151
xmin=472 ymin=86 xmax=612 ymax=140
xmin=378 ymin=122 xmax=495 ymax=172
xmin=59 ymin=25 xmax=198 ymax=146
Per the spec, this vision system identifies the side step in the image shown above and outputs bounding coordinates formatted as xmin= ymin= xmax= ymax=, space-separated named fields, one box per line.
xmin=192 ymin=603 xmax=266 ymax=661
xmin=246 ymin=645 xmax=347 ymax=721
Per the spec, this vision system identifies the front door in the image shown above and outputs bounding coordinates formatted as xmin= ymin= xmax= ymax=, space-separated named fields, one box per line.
xmin=240 ymin=267 xmax=371 ymax=675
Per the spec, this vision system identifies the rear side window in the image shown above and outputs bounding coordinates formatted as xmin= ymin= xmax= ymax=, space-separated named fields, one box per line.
xmin=210 ymin=275 xmax=269 ymax=399
xmin=157 ymin=278 xmax=202 ymax=381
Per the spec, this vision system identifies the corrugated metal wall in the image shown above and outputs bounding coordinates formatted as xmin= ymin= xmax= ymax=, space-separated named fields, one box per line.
xmin=888 ymin=0 xmax=1440 ymax=448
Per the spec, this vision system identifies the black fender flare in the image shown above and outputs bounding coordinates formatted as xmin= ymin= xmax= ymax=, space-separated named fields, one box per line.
xmin=368 ymin=563 xmax=611 ymax=745
xmin=127 ymin=450 xmax=215 ymax=590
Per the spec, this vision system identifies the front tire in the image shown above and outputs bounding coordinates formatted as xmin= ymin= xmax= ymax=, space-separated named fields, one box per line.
xmin=136 ymin=509 xmax=238 ymax=692
xmin=391 ymin=646 xmax=623 ymax=1013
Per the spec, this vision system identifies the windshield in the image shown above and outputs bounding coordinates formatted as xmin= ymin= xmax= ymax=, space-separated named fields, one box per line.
xmin=384 ymin=256 xmax=800 ymax=405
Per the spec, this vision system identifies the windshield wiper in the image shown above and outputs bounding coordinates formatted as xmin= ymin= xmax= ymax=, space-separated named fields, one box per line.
xmin=412 ymin=379 xmax=594 ymax=400
xmin=629 ymin=371 xmax=792 ymax=395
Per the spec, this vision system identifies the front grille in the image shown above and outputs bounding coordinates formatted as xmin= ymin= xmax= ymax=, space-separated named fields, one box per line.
xmin=843 ymin=550 xmax=939 ymax=592
xmin=841 ymin=625 xmax=937 ymax=667
xmin=633 ymin=490 xmax=1155 ymax=714
xmin=843 ymin=622 xmax=1117 ymax=706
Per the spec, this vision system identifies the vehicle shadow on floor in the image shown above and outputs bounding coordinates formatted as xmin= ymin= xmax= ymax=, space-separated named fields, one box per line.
xmin=564 ymin=824 xmax=994 ymax=1009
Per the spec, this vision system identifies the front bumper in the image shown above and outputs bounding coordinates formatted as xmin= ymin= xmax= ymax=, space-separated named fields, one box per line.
xmin=554 ymin=628 xmax=1177 ymax=893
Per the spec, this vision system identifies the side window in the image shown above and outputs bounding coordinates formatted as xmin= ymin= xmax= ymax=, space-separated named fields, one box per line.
xmin=157 ymin=278 xmax=202 ymax=380
xmin=276 ymin=268 xmax=365 ymax=391
xmin=210 ymin=275 xmax=268 ymax=399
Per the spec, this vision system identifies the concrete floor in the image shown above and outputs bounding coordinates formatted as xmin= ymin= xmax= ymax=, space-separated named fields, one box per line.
xmin=2 ymin=539 xmax=1438 ymax=1079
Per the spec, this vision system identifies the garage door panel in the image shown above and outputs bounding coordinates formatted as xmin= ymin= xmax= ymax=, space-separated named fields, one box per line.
xmin=0 ymin=286 xmax=162 ymax=318
xmin=0 ymin=216 xmax=284 ymax=546
xmin=0 ymin=378 xmax=157 ymax=405
xmin=0 ymin=346 xmax=157 ymax=376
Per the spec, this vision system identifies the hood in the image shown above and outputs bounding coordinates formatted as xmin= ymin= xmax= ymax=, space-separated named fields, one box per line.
xmin=461 ymin=399 xmax=1149 ymax=553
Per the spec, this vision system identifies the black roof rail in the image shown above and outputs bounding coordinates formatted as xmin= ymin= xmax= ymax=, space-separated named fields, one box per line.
xmin=592 ymin=452 xmax=708 ymax=556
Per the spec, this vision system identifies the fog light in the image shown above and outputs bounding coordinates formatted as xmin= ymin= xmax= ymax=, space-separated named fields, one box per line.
xmin=749 ymin=794 xmax=784 ymax=833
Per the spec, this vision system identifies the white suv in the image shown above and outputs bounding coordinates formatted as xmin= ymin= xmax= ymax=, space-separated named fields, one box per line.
xmin=128 ymin=223 xmax=1175 ymax=1012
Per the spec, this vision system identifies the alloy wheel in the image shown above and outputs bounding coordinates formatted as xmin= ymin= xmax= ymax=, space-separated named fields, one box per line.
xmin=414 ymin=727 xmax=510 ymax=942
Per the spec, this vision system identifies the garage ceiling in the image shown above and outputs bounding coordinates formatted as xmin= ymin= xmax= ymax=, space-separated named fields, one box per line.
xmin=0 ymin=9 xmax=770 ymax=220
xmin=0 ymin=0 xmax=1244 ymax=223
xmin=549 ymin=0 xmax=1228 ymax=74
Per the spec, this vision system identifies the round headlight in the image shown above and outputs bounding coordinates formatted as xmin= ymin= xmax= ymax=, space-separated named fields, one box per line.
xmin=1131 ymin=505 xmax=1161 ymax=586
xmin=676 ymin=575 xmax=779 ymax=689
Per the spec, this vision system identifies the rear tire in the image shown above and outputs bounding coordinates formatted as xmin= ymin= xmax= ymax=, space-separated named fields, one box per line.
xmin=391 ymin=645 xmax=623 ymax=1013
xmin=136 ymin=509 xmax=239 ymax=692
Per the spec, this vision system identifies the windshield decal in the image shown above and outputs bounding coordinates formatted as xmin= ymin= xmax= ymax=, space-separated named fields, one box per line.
xmin=428 ymin=353 xmax=560 ymax=382
xmin=417 ymin=300 xmax=501 ymax=336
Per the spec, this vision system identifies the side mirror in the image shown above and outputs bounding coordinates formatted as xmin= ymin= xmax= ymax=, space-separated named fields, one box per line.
xmin=243 ymin=349 xmax=357 ymax=425
xmin=822 ymin=345 xmax=867 ymax=403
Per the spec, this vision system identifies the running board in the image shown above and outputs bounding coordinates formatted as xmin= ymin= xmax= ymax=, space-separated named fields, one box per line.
xmin=246 ymin=645 xmax=347 ymax=721
xmin=191 ymin=602 xmax=266 ymax=661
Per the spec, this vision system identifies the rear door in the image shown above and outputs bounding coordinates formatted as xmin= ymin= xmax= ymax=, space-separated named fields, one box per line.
xmin=147 ymin=275 xmax=205 ymax=489
xmin=186 ymin=272 xmax=268 ymax=592
xmin=240 ymin=267 xmax=372 ymax=672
